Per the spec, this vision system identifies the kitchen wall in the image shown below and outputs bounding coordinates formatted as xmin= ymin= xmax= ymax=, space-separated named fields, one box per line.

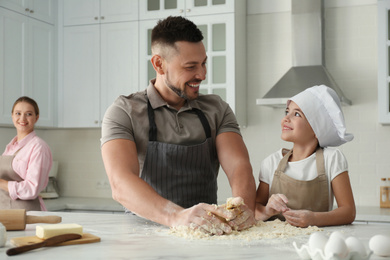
xmin=0 ymin=0 xmax=384 ymax=207
xmin=244 ymin=0 xmax=381 ymax=207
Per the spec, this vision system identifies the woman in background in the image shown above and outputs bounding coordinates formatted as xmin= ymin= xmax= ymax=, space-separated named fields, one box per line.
xmin=0 ymin=96 xmax=52 ymax=211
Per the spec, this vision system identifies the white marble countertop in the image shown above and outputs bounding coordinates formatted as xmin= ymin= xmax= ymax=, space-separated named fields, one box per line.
xmin=43 ymin=197 xmax=123 ymax=212
xmin=44 ymin=197 xmax=390 ymax=223
xmin=0 ymin=211 xmax=390 ymax=259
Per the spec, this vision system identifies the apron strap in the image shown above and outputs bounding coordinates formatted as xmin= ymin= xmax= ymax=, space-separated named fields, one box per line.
xmin=147 ymin=100 xmax=158 ymax=141
xmin=275 ymin=149 xmax=293 ymax=173
xmin=147 ymin=98 xmax=211 ymax=141
xmin=191 ymin=108 xmax=211 ymax=138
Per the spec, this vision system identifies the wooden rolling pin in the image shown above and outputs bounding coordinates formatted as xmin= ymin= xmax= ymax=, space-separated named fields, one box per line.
xmin=0 ymin=209 xmax=62 ymax=231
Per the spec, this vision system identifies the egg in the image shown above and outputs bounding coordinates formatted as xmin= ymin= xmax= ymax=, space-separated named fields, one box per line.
xmin=308 ymin=232 xmax=328 ymax=253
xmin=345 ymin=236 xmax=367 ymax=256
xmin=369 ymin=234 xmax=390 ymax=257
xmin=329 ymin=230 xmax=346 ymax=241
xmin=324 ymin=235 xmax=348 ymax=258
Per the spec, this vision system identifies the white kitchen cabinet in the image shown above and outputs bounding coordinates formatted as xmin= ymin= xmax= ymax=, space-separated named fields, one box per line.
xmin=378 ymin=0 xmax=390 ymax=124
xmin=63 ymin=0 xmax=138 ymax=26
xmin=61 ymin=22 xmax=139 ymax=128
xmin=139 ymin=1 xmax=247 ymax=127
xmin=0 ymin=0 xmax=55 ymax=24
xmin=0 ymin=7 xmax=55 ymax=127
xmin=139 ymin=0 xmax=234 ymax=20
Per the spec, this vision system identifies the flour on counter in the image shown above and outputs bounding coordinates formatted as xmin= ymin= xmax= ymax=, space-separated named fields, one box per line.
xmin=169 ymin=219 xmax=322 ymax=241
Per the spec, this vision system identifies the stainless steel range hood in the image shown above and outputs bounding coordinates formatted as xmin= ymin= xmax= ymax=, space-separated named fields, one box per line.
xmin=256 ymin=0 xmax=351 ymax=108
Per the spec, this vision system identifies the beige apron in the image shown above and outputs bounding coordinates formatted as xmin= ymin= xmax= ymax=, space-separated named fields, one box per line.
xmin=0 ymin=154 xmax=41 ymax=211
xmin=269 ymin=147 xmax=329 ymax=219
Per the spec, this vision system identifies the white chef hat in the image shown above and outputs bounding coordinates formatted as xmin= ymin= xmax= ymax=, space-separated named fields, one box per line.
xmin=288 ymin=85 xmax=354 ymax=147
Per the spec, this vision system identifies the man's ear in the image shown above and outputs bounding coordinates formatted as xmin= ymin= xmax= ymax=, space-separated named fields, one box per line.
xmin=151 ymin=55 xmax=165 ymax=75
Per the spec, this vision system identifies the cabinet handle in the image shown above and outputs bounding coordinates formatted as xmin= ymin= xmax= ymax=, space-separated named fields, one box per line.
xmin=101 ymin=16 xmax=104 ymax=20
xmin=30 ymin=10 xmax=34 ymax=13
xmin=179 ymin=9 xmax=183 ymax=13
xmin=94 ymin=120 xmax=98 ymax=124
xmin=25 ymin=8 xmax=30 ymax=12
xmin=94 ymin=17 xmax=98 ymax=20
xmin=186 ymin=9 xmax=191 ymax=12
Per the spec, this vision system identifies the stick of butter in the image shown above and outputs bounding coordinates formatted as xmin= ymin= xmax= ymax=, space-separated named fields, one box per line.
xmin=36 ymin=223 xmax=83 ymax=239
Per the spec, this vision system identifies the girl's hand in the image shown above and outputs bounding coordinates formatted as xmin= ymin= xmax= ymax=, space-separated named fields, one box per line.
xmin=283 ymin=209 xmax=314 ymax=227
xmin=265 ymin=193 xmax=289 ymax=217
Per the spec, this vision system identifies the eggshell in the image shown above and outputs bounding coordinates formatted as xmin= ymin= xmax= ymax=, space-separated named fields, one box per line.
xmin=369 ymin=234 xmax=390 ymax=257
xmin=345 ymin=236 xmax=367 ymax=256
xmin=329 ymin=231 xmax=347 ymax=241
xmin=308 ymin=232 xmax=328 ymax=253
xmin=324 ymin=235 xmax=348 ymax=258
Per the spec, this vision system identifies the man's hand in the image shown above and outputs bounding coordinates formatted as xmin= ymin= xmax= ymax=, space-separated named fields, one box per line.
xmin=172 ymin=203 xmax=234 ymax=236
xmin=218 ymin=197 xmax=255 ymax=231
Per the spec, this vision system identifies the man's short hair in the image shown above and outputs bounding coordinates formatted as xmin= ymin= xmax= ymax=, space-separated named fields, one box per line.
xmin=151 ymin=16 xmax=203 ymax=54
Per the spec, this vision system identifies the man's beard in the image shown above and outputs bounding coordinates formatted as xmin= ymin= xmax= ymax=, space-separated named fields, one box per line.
xmin=166 ymin=80 xmax=188 ymax=100
xmin=164 ymin=71 xmax=198 ymax=101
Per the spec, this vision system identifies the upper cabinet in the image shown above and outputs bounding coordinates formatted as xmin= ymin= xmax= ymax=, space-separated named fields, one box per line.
xmin=58 ymin=0 xmax=246 ymax=128
xmin=0 ymin=5 xmax=55 ymax=127
xmin=139 ymin=0 xmax=247 ymax=127
xmin=59 ymin=0 xmax=139 ymax=128
xmin=63 ymin=0 xmax=138 ymax=26
xmin=378 ymin=0 xmax=390 ymax=124
xmin=139 ymin=0 xmax=234 ymax=20
xmin=0 ymin=0 xmax=55 ymax=24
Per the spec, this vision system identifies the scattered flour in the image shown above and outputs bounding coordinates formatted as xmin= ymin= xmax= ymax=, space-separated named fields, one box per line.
xmin=169 ymin=219 xmax=322 ymax=241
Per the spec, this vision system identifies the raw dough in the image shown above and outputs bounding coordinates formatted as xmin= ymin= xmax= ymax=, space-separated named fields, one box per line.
xmin=169 ymin=219 xmax=322 ymax=241
xmin=169 ymin=198 xmax=322 ymax=241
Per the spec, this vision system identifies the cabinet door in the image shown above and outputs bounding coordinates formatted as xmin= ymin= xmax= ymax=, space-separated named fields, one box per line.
xmin=139 ymin=20 xmax=158 ymax=89
xmin=378 ymin=0 xmax=390 ymax=124
xmin=185 ymin=0 xmax=234 ymax=17
xmin=100 ymin=21 xmax=139 ymax=119
xmin=100 ymin=0 xmax=138 ymax=23
xmin=0 ymin=0 xmax=55 ymax=24
xmin=63 ymin=0 xmax=138 ymax=26
xmin=28 ymin=18 xmax=54 ymax=127
xmin=0 ymin=8 xmax=26 ymax=124
xmin=189 ymin=14 xmax=235 ymax=111
xmin=63 ymin=0 xmax=100 ymax=26
xmin=29 ymin=0 xmax=55 ymax=24
xmin=139 ymin=0 xmax=185 ymax=20
xmin=62 ymin=25 xmax=100 ymax=127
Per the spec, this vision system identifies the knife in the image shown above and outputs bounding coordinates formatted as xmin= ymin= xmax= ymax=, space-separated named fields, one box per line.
xmin=6 ymin=233 xmax=82 ymax=256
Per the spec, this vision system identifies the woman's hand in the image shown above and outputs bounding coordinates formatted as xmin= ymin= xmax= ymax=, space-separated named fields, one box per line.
xmin=283 ymin=209 xmax=314 ymax=227
xmin=0 ymin=179 xmax=8 ymax=192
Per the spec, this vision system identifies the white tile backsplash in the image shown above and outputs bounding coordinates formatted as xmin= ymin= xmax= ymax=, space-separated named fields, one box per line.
xmin=0 ymin=2 xmax=386 ymax=208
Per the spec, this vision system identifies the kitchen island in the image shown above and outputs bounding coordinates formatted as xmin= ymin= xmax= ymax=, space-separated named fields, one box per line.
xmin=1 ymin=211 xmax=389 ymax=259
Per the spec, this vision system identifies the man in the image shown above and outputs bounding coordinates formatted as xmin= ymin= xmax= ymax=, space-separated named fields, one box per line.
xmin=101 ymin=16 xmax=256 ymax=235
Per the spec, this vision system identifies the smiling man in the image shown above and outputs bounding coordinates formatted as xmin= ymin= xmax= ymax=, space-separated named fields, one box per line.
xmin=101 ymin=16 xmax=256 ymax=235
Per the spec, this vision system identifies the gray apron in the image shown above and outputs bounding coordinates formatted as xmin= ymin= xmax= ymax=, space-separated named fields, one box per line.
xmin=0 ymin=153 xmax=41 ymax=211
xmin=269 ymin=147 xmax=329 ymax=219
xmin=140 ymin=99 xmax=218 ymax=208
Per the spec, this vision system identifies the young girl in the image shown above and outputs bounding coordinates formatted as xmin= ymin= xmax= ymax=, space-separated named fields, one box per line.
xmin=255 ymin=85 xmax=355 ymax=227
